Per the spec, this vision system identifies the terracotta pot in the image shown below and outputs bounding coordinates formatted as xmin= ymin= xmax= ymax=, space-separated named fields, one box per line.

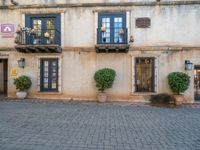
xmin=16 ymin=91 xmax=27 ymax=99
xmin=174 ymin=94 xmax=184 ymax=105
xmin=97 ymin=92 xmax=107 ymax=103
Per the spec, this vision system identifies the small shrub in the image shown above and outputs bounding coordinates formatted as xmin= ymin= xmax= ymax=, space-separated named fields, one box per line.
xmin=150 ymin=93 xmax=175 ymax=105
xmin=94 ymin=68 xmax=116 ymax=92
xmin=14 ymin=75 xmax=32 ymax=91
xmin=168 ymin=72 xmax=190 ymax=94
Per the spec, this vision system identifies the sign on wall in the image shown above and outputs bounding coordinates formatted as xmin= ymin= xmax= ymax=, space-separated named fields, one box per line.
xmin=10 ymin=68 xmax=18 ymax=78
xmin=0 ymin=24 xmax=15 ymax=38
xmin=0 ymin=52 xmax=9 ymax=57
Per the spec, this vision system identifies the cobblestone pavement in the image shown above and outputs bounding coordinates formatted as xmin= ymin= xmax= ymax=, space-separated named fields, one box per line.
xmin=0 ymin=100 xmax=200 ymax=150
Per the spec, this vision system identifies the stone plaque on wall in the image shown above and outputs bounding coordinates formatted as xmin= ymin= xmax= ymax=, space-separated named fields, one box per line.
xmin=136 ymin=18 xmax=151 ymax=28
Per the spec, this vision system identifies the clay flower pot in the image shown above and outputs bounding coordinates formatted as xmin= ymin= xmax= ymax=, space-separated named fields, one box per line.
xmin=174 ymin=94 xmax=184 ymax=105
xmin=97 ymin=92 xmax=107 ymax=103
xmin=44 ymin=32 xmax=50 ymax=38
xmin=16 ymin=91 xmax=27 ymax=99
xmin=100 ymin=26 xmax=106 ymax=32
xmin=119 ymin=28 xmax=124 ymax=35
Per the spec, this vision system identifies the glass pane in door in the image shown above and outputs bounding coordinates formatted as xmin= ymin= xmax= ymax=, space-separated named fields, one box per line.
xmin=51 ymin=61 xmax=57 ymax=89
xmin=32 ymin=19 xmax=42 ymax=44
xmin=43 ymin=61 xmax=49 ymax=89
xmin=46 ymin=18 xmax=55 ymax=44
xmin=33 ymin=19 xmax=42 ymax=36
xmin=101 ymin=18 xmax=110 ymax=43
xmin=114 ymin=17 xmax=123 ymax=43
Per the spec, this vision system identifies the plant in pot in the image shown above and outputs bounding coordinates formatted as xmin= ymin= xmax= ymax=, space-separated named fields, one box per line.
xmin=168 ymin=72 xmax=190 ymax=105
xmin=13 ymin=75 xmax=32 ymax=99
xmin=94 ymin=68 xmax=116 ymax=102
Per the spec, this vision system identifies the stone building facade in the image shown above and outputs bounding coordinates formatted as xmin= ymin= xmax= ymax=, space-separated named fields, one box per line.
xmin=0 ymin=0 xmax=200 ymax=102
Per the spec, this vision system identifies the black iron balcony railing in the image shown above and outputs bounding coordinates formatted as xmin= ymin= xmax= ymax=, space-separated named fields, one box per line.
xmin=15 ymin=28 xmax=62 ymax=53
xmin=97 ymin=27 xmax=128 ymax=45
xmin=17 ymin=29 xmax=61 ymax=45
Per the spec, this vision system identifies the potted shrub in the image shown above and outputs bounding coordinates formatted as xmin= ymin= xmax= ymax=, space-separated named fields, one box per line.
xmin=168 ymin=72 xmax=190 ymax=105
xmin=13 ymin=75 xmax=32 ymax=99
xmin=94 ymin=68 xmax=116 ymax=102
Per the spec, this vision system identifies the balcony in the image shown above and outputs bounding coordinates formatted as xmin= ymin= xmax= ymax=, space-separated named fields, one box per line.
xmin=95 ymin=27 xmax=129 ymax=53
xmin=15 ymin=29 xmax=62 ymax=53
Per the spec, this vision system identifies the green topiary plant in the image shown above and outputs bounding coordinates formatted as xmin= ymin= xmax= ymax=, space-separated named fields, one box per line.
xmin=168 ymin=72 xmax=190 ymax=95
xmin=14 ymin=75 xmax=32 ymax=91
xmin=94 ymin=68 xmax=116 ymax=92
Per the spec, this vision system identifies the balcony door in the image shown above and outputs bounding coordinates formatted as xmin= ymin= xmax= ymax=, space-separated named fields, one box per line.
xmin=98 ymin=12 xmax=126 ymax=44
xmin=25 ymin=14 xmax=61 ymax=45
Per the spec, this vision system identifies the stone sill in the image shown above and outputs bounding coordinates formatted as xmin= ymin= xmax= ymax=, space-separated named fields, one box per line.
xmin=36 ymin=92 xmax=62 ymax=95
xmin=131 ymin=92 xmax=157 ymax=96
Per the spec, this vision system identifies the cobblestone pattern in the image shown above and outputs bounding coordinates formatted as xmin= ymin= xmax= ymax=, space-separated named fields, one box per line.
xmin=0 ymin=101 xmax=200 ymax=150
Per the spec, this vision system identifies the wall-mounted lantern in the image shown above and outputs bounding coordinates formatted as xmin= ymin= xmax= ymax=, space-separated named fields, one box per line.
xmin=18 ymin=58 xmax=25 ymax=68
xmin=185 ymin=60 xmax=193 ymax=70
xmin=129 ymin=35 xmax=134 ymax=43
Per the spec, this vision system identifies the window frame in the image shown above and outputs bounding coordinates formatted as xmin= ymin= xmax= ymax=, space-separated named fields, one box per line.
xmin=97 ymin=12 xmax=127 ymax=44
xmin=40 ymin=58 xmax=59 ymax=92
xmin=25 ymin=14 xmax=61 ymax=45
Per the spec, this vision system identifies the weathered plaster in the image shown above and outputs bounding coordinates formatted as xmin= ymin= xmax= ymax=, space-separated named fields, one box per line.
xmin=0 ymin=1 xmax=199 ymax=102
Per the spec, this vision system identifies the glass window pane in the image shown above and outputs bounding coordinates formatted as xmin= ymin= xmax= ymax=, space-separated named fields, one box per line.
xmin=44 ymin=83 xmax=48 ymax=88
xmin=33 ymin=19 xmax=42 ymax=36
xmin=45 ymin=18 xmax=55 ymax=44
xmin=101 ymin=17 xmax=111 ymax=43
xmin=114 ymin=17 xmax=124 ymax=43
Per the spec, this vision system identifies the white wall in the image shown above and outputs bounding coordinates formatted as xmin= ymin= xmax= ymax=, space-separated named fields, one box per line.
xmin=10 ymin=0 xmax=155 ymax=5
xmin=1 ymin=4 xmax=200 ymax=47
xmin=133 ymin=5 xmax=200 ymax=46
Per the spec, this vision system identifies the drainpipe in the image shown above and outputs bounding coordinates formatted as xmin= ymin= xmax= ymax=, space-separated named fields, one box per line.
xmin=10 ymin=0 xmax=18 ymax=5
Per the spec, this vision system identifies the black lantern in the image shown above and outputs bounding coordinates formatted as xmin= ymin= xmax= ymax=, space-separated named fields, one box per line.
xmin=18 ymin=58 xmax=25 ymax=68
xmin=185 ymin=60 xmax=193 ymax=70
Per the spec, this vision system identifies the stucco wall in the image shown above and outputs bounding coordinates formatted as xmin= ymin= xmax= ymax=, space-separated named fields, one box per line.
xmin=3 ymin=49 xmax=194 ymax=102
xmin=2 ymin=0 xmax=199 ymax=6
xmin=133 ymin=5 xmax=200 ymax=46
xmin=1 ymin=0 xmax=155 ymax=5
xmin=0 ymin=1 xmax=199 ymax=102
xmin=0 ymin=4 xmax=200 ymax=47
xmin=0 ymin=9 xmax=21 ymax=47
